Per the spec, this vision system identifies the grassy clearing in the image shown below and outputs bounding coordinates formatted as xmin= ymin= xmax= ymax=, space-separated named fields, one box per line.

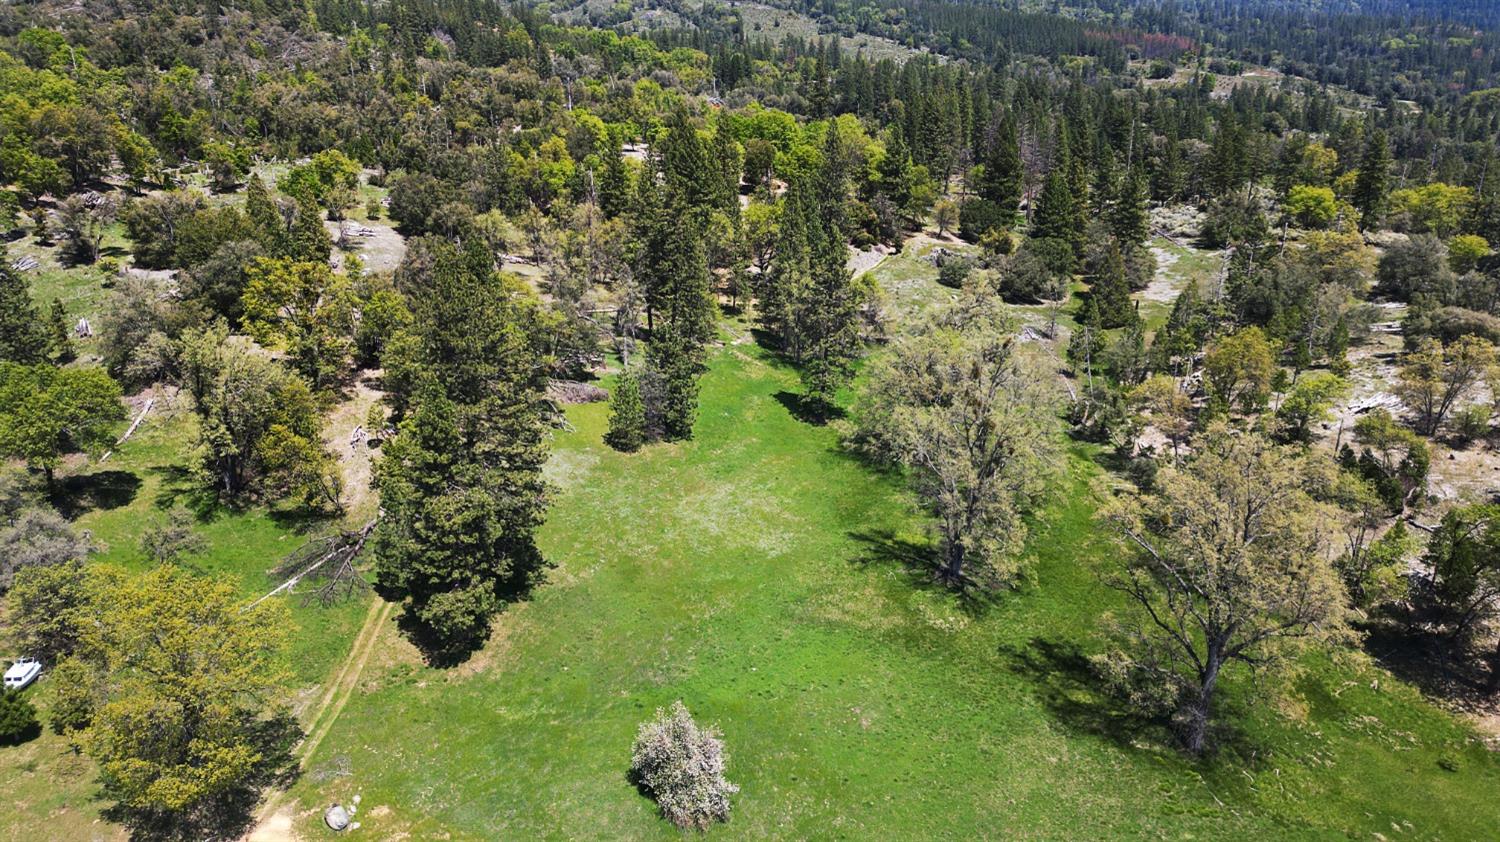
xmin=737 ymin=2 xmax=924 ymax=63
xmin=286 ymin=342 xmax=1500 ymax=839
xmin=5 ymin=222 xmax=130 ymax=325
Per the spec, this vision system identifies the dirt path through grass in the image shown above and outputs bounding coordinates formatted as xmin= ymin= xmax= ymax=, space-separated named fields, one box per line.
xmin=249 ymin=596 xmax=394 ymax=840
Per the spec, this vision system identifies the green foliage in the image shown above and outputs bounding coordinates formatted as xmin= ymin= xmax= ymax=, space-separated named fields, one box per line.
xmin=958 ymin=198 xmax=1010 ymax=242
xmin=1089 ymin=241 xmax=1137 ymax=329
xmin=241 ymin=257 xmax=354 ymax=388
xmin=281 ymin=149 xmax=361 ymax=215
xmin=0 ymin=363 xmax=124 ymax=482
xmin=0 ymin=690 xmax=40 ymax=746
xmin=373 ymin=388 xmax=546 ymax=661
xmin=1377 ymin=233 xmax=1454 ymax=302
xmin=0 ymin=258 xmax=49 ymax=364
xmin=1423 ymin=503 xmax=1500 ymax=640
xmin=6 ymin=559 xmax=99 ymax=660
xmin=605 ymin=369 xmax=646 ymax=452
xmin=1347 ymin=408 xmax=1431 ymax=512
xmin=1396 ymin=335 xmax=1495 ymax=436
xmin=120 ymin=191 xmax=207 ymax=270
xmin=202 ymin=140 xmax=250 ymax=192
xmin=287 ymin=194 xmax=332 ymax=263
xmin=1030 ymin=169 xmax=1077 ymax=269
xmin=82 ymin=565 xmax=296 ymax=832
xmin=47 ymin=657 xmax=99 ymax=736
xmin=352 ymin=278 xmax=411 ymax=367
xmin=1286 ymin=185 xmax=1339 ymax=229
xmin=1390 ymin=182 xmax=1473 ymax=237
xmin=1448 ymin=234 xmax=1491 ymax=274
xmin=374 ymin=238 xmax=550 ymax=661
xmin=1202 ymin=190 xmax=1269 ymax=248
xmin=1102 ymin=426 xmax=1350 ymax=753
xmin=1275 ymin=372 xmax=1348 ymax=442
xmin=1107 ymin=166 xmax=1149 ymax=248
xmin=1203 ymin=327 xmax=1275 ymax=415
xmin=1352 ymin=129 xmax=1392 ymax=228
xmin=177 ymin=321 xmax=329 ymax=501
xmin=46 ymin=299 xmax=72 ymax=362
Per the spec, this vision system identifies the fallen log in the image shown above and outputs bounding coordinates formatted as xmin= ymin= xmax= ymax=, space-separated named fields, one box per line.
xmin=99 ymin=397 xmax=154 ymax=463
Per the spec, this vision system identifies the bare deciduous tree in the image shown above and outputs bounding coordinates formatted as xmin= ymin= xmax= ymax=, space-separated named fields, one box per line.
xmin=1100 ymin=425 xmax=1350 ymax=754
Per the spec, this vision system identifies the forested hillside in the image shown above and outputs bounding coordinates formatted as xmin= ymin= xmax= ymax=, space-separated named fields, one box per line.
xmin=1 ymin=0 xmax=1500 ymax=838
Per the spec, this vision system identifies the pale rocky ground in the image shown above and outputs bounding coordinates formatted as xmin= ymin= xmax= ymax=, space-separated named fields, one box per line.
xmin=326 ymin=219 xmax=406 ymax=274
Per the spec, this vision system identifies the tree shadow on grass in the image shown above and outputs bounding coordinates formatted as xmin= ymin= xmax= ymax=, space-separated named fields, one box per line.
xmin=266 ymin=504 xmax=339 ymax=537
xmin=383 ymin=571 xmax=543 ymax=669
xmin=148 ymin=465 xmax=225 ymax=520
xmin=773 ymin=390 xmax=846 ymax=426
xmin=847 ymin=528 xmax=1001 ymax=616
xmin=50 ymin=470 xmax=142 ymax=519
xmin=999 ymin=637 xmax=1169 ymax=751
xmin=1360 ymin=617 xmax=1499 ymax=710
xmin=1000 ymin=636 xmax=1260 ymax=768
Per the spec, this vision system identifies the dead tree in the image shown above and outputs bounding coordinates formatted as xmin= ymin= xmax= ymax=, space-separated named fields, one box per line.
xmin=265 ymin=518 xmax=378 ymax=607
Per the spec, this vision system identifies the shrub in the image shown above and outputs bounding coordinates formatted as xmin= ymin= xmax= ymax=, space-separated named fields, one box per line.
xmin=958 ymin=198 xmax=1009 ymax=242
xmin=937 ymin=257 xmax=972 ymax=289
xmin=0 ymin=689 xmax=40 ymax=746
xmin=1453 ymin=403 xmax=1491 ymax=442
xmin=1448 ymin=234 xmax=1491 ymax=274
xmin=630 ymin=701 xmax=738 ymax=830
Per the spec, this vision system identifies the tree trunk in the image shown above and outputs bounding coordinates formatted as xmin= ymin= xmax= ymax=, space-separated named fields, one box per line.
xmin=942 ymin=536 xmax=965 ymax=584
xmin=1182 ymin=656 xmax=1223 ymax=755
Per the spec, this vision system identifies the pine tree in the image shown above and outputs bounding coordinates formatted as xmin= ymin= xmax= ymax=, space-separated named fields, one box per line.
xmin=47 ymin=299 xmax=73 ymax=362
xmin=759 ymin=181 xmax=813 ymax=351
xmin=635 ymin=130 xmax=717 ymax=441
xmin=1068 ymin=297 xmax=1104 ymax=385
xmin=978 ymin=112 xmax=1022 ymax=215
xmin=876 ymin=131 xmax=914 ymax=217
xmin=660 ymin=109 xmax=714 ymax=215
xmin=799 ymin=135 xmax=864 ymax=411
xmin=0 ymin=258 xmax=48 ymax=364
xmin=288 ymin=194 xmax=331 ymax=263
xmin=631 ymin=170 xmax=668 ymax=332
xmin=599 ymin=150 xmax=631 ymax=220
xmin=0 ymin=689 xmax=40 ymax=745
xmin=1150 ymin=284 xmax=1206 ymax=376
xmin=1109 ymin=165 xmax=1149 ymax=250
xmin=708 ymin=119 xmax=742 ymax=215
xmin=1153 ymin=130 xmax=1186 ymax=202
xmin=605 ymin=369 xmax=646 ymax=452
xmin=1209 ymin=121 xmax=1248 ymax=196
xmin=1031 ymin=168 xmax=1077 ymax=269
xmin=1059 ymin=123 xmax=1091 ymax=255
xmin=1091 ymin=150 xmax=1118 ymax=217
xmin=1353 ymin=129 xmax=1392 ymax=230
xmin=244 ymin=173 xmax=282 ymax=250
xmin=647 ymin=327 xmax=702 ymax=441
xmin=1092 ymin=241 xmax=1138 ymax=330
xmin=374 ymin=239 xmax=550 ymax=661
